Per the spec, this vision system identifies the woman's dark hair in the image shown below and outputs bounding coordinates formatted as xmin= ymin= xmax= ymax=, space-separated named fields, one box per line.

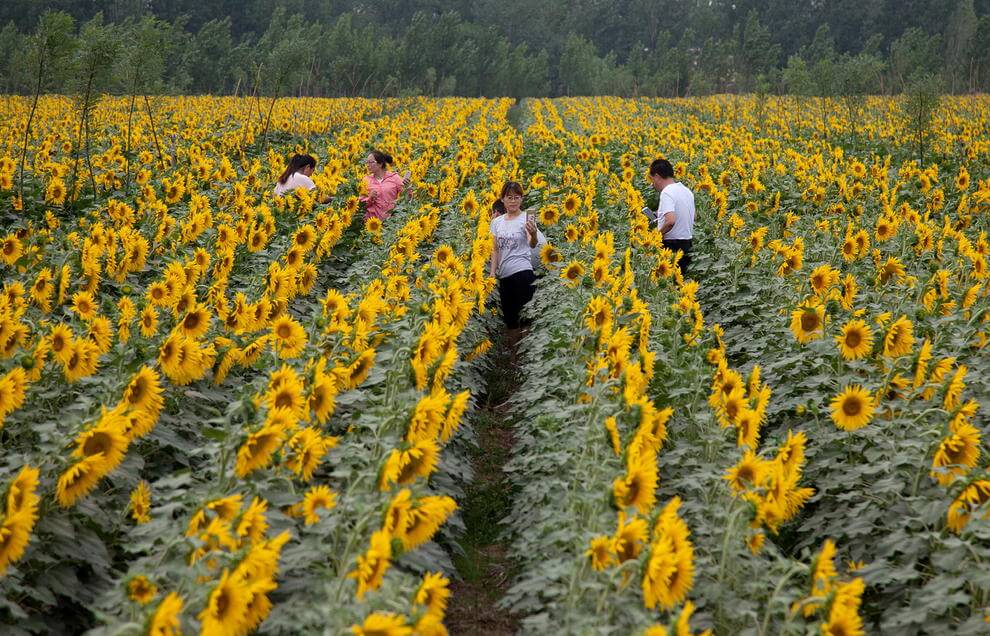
xmin=499 ymin=181 xmax=524 ymax=199
xmin=492 ymin=200 xmax=506 ymax=216
xmin=370 ymin=150 xmax=394 ymax=167
xmin=649 ymin=158 xmax=674 ymax=178
xmin=278 ymin=154 xmax=317 ymax=185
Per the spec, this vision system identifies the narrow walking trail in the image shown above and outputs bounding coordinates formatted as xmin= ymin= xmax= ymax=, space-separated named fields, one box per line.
xmin=445 ymin=331 xmax=520 ymax=636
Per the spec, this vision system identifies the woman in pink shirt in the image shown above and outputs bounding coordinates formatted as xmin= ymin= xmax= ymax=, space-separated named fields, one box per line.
xmin=360 ymin=150 xmax=409 ymax=220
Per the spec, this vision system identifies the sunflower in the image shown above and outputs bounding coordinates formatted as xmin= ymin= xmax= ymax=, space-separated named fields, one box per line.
xmin=179 ymin=303 xmax=211 ymax=339
xmin=789 ymin=298 xmax=825 ymax=344
xmin=561 ymin=260 xmax=586 ymax=287
xmin=146 ymin=281 xmax=170 ymax=307
xmin=123 ymin=366 xmax=164 ymax=417
xmin=822 ymin=579 xmax=866 ymax=636
xmin=877 ymin=256 xmax=906 ymax=284
xmin=584 ymin=296 xmax=613 ymax=335
xmin=198 ymin=569 xmax=250 ymax=636
xmin=400 ymin=495 xmax=457 ymax=550
xmin=348 ymin=529 xmax=393 ymax=599
xmin=611 ymin=514 xmax=648 ymax=563
xmin=147 ymin=591 xmax=183 ymax=636
xmin=735 ymin=407 xmax=762 ymax=449
xmin=716 ymin=386 xmax=747 ymax=428
xmin=127 ymin=575 xmax=157 ymax=605
xmin=539 ymin=243 xmax=562 ymax=267
xmin=775 ymin=430 xmax=808 ymax=479
xmin=88 ymin=316 xmax=113 ymax=353
xmin=946 ymin=480 xmax=990 ymax=532
xmin=432 ymin=244 xmax=454 ymax=268
xmin=270 ymin=315 xmax=307 ymax=358
xmin=0 ymin=235 xmax=21 ymax=265
xmin=538 ymin=205 xmax=560 ymax=225
xmin=612 ymin=459 xmax=658 ymax=514
xmin=562 ymin=193 xmax=580 ymax=215
xmin=234 ymin=497 xmax=269 ymax=546
xmin=285 ymin=428 xmax=337 ymax=481
xmin=439 ymin=391 xmax=471 ymax=444
xmin=293 ymin=224 xmax=317 ymax=251
xmin=129 ymin=480 xmax=151 ymax=524
xmin=71 ymin=290 xmax=98 ymax=321
xmin=393 ymin=438 xmax=440 ymax=486
xmin=364 ymin=216 xmax=383 ymax=236
xmin=414 ymin=571 xmax=451 ymax=618
xmin=724 ymin=450 xmax=768 ymax=493
xmin=930 ymin=420 xmax=981 ymax=485
xmin=337 ymin=348 xmax=376 ymax=390
xmin=835 ymin=319 xmax=873 ymax=360
xmin=140 ymin=305 xmax=158 ymax=338
xmin=943 ymin=364 xmax=968 ymax=411
xmin=830 ymin=385 xmax=875 ymax=431
xmin=301 ymin=485 xmax=337 ymax=525
xmin=809 ymin=264 xmax=839 ymax=295
xmin=234 ymin=422 xmax=287 ymax=477
xmin=882 ymin=315 xmax=914 ymax=358
xmin=643 ymin=498 xmax=695 ymax=610
xmin=55 ymin=456 xmax=103 ymax=507
xmin=350 ymin=612 xmax=411 ymax=636
xmin=875 ymin=216 xmax=896 ymax=241
xmin=45 ymin=176 xmax=67 ymax=205
xmin=0 ymin=367 xmax=27 ymax=420
xmin=308 ymin=373 xmax=338 ymax=424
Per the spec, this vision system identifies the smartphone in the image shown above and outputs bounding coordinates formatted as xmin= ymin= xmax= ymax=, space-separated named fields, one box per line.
xmin=402 ymin=169 xmax=411 ymax=181
xmin=526 ymin=208 xmax=535 ymax=224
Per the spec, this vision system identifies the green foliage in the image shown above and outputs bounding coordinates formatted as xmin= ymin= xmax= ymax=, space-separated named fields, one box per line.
xmin=1 ymin=1 xmax=989 ymax=97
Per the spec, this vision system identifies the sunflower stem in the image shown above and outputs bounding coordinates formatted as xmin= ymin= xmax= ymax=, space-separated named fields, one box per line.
xmin=759 ymin=563 xmax=803 ymax=635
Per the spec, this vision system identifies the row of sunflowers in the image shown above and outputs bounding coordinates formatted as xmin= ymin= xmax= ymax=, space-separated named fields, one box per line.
xmin=0 ymin=94 xmax=525 ymax=634
xmin=488 ymin=95 xmax=989 ymax=634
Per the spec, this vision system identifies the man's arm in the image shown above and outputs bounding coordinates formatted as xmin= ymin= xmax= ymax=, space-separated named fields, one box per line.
xmin=659 ymin=211 xmax=676 ymax=236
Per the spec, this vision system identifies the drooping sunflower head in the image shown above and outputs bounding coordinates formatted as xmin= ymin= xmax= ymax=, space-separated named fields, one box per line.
xmin=882 ymin=316 xmax=915 ymax=358
xmin=561 ymin=260 xmax=586 ymax=287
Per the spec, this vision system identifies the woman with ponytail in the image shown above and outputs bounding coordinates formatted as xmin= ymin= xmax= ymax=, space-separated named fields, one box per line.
xmin=361 ymin=149 xmax=409 ymax=220
xmin=275 ymin=154 xmax=317 ymax=196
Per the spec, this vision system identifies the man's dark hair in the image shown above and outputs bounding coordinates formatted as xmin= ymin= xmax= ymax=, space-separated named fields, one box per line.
xmin=649 ymin=158 xmax=674 ymax=178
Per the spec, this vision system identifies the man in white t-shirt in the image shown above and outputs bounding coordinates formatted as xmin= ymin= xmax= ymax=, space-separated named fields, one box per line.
xmin=649 ymin=158 xmax=695 ymax=276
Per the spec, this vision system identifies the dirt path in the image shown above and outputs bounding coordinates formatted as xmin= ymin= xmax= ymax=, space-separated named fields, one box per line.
xmin=445 ymin=332 xmax=520 ymax=636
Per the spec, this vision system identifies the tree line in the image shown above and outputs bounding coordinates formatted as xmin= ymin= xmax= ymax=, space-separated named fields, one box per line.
xmin=1 ymin=0 xmax=988 ymax=97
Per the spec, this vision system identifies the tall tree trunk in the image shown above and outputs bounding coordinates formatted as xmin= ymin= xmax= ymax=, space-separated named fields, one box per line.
xmin=124 ymin=87 xmax=137 ymax=196
xmin=144 ymin=94 xmax=165 ymax=169
xmin=19 ymin=46 xmax=45 ymax=204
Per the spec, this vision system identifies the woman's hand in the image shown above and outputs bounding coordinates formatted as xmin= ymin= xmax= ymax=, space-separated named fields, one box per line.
xmin=368 ymin=188 xmax=379 ymax=201
xmin=525 ymin=219 xmax=538 ymax=248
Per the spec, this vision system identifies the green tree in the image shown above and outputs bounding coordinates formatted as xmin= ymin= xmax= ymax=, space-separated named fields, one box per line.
xmin=66 ymin=13 xmax=119 ymax=207
xmin=944 ymin=0 xmax=977 ymax=92
xmin=19 ymin=11 xmax=76 ymax=203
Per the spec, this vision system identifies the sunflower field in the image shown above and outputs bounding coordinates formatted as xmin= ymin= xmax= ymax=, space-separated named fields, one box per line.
xmin=0 ymin=93 xmax=989 ymax=635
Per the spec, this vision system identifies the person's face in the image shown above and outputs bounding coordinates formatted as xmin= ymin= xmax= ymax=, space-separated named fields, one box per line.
xmin=502 ymin=192 xmax=523 ymax=213
xmin=365 ymin=154 xmax=382 ymax=174
xmin=302 ymin=165 xmax=314 ymax=177
xmin=649 ymin=173 xmax=664 ymax=190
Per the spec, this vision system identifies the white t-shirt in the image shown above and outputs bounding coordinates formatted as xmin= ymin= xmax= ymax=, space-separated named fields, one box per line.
xmin=657 ymin=182 xmax=695 ymax=240
xmin=274 ymin=172 xmax=316 ymax=196
xmin=490 ymin=213 xmax=547 ymax=279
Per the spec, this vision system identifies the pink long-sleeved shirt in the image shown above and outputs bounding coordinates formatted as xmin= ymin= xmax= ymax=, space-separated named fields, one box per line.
xmin=360 ymin=172 xmax=404 ymax=220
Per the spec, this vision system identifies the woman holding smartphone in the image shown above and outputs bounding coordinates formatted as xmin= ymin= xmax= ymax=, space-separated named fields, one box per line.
xmin=360 ymin=149 xmax=410 ymax=220
xmin=489 ymin=181 xmax=546 ymax=331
